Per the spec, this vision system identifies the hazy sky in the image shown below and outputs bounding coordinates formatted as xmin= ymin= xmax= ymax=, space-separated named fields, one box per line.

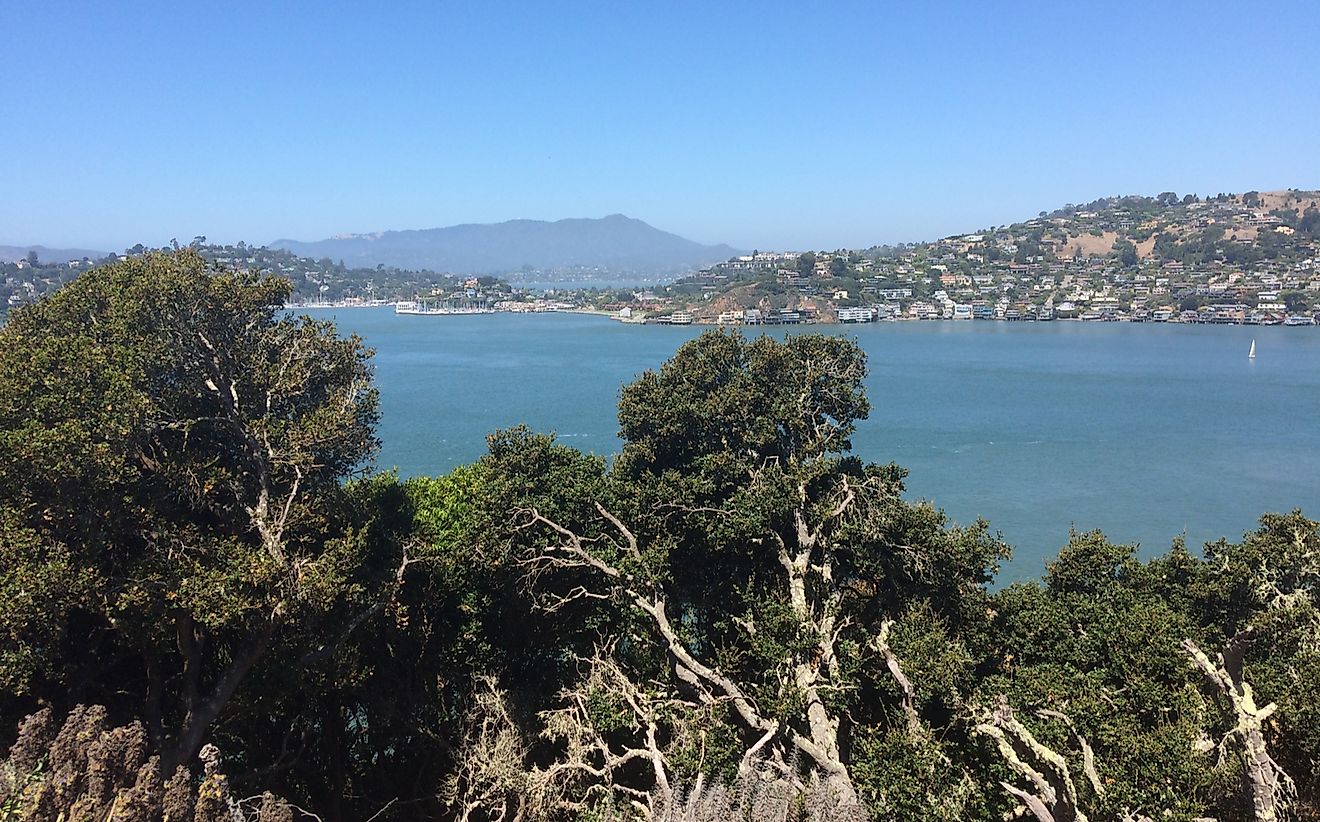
xmin=3 ymin=1 xmax=1318 ymax=252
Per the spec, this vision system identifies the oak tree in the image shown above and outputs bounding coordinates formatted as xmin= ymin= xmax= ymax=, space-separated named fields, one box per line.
xmin=0 ymin=251 xmax=398 ymax=773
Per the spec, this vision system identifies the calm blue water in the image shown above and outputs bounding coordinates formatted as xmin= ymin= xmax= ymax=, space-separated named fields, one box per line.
xmin=307 ymin=307 xmax=1320 ymax=581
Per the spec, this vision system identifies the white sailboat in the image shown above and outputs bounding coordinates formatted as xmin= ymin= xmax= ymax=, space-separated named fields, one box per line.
xmin=1249 ymin=339 xmax=1256 ymax=359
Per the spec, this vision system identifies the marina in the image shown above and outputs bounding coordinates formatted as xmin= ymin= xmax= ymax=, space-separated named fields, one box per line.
xmin=394 ymin=298 xmax=496 ymax=316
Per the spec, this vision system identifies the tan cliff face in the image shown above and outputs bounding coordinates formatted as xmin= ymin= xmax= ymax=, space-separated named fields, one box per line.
xmin=1047 ymin=231 xmax=1161 ymax=260
xmin=1049 ymin=230 xmax=1119 ymax=258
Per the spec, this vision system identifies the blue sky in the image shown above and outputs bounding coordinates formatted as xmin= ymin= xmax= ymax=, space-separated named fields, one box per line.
xmin=3 ymin=1 xmax=1317 ymax=251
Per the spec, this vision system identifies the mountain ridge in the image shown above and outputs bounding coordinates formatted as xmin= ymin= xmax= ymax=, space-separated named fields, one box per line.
xmin=271 ymin=214 xmax=742 ymax=275
xmin=0 ymin=244 xmax=110 ymax=264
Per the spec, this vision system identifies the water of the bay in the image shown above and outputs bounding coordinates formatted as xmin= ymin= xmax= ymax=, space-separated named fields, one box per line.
xmin=306 ymin=307 xmax=1320 ymax=582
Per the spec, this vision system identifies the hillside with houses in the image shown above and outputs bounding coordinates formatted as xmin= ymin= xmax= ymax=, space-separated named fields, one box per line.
xmin=621 ymin=189 xmax=1320 ymax=326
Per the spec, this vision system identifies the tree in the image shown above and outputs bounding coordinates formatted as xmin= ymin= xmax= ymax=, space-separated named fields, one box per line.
xmin=978 ymin=515 xmax=1320 ymax=821
xmin=1190 ymin=511 xmax=1320 ymax=817
xmin=1112 ymin=239 xmax=1139 ymax=268
xmin=980 ymin=532 xmax=1214 ymax=819
xmin=1299 ymin=206 xmax=1320 ymax=237
xmin=503 ymin=331 xmax=1005 ymax=817
xmin=0 ymin=250 xmax=400 ymax=774
xmin=1282 ymin=291 xmax=1310 ymax=313
xmin=796 ymin=251 xmax=817 ymax=276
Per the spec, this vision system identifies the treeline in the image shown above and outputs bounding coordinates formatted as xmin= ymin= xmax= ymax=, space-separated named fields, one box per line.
xmin=189 ymin=242 xmax=516 ymax=302
xmin=1047 ymin=191 xmax=1265 ymax=219
xmin=2 ymin=241 xmax=517 ymax=309
xmin=1 ymin=252 xmax=1318 ymax=821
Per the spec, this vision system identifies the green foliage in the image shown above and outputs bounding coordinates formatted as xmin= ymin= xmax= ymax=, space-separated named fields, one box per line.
xmin=796 ymin=251 xmax=816 ymax=276
xmin=0 ymin=250 xmax=385 ymax=772
xmin=1282 ymin=291 xmax=1311 ymax=312
xmin=407 ymin=465 xmax=485 ymax=551
xmin=853 ymin=725 xmax=982 ymax=820
xmin=616 ymin=331 xmax=870 ymax=473
xmin=0 ymin=518 xmax=97 ymax=696
xmin=1300 ymin=206 xmax=1320 ymax=236
xmin=971 ymin=521 xmax=1320 ymax=819
xmin=1112 ymin=238 xmax=1139 ymax=267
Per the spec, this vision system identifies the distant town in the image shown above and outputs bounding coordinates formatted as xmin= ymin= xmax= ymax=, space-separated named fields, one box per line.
xmin=4 ymin=189 xmax=1318 ymax=326
xmin=640 ymin=189 xmax=1320 ymax=327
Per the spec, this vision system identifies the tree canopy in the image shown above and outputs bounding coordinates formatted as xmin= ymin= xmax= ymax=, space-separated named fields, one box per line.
xmin=0 ymin=251 xmax=391 ymax=774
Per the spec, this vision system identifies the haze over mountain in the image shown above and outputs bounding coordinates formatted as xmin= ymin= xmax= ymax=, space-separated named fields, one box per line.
xmin=0 ymin=245 xmax=109 ymax=264
xmin=271 ymin=215 xmax=742 ymax=275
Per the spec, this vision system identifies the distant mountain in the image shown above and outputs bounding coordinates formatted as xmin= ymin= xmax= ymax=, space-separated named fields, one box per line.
xmin=271 ymin=215 xmax=742 ymax=276
xmin=0 ymin=245 xmax=109 ymax=264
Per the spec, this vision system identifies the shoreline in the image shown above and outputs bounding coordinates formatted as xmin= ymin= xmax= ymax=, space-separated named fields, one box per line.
xmin=295 ymin=303 xmax=1317 ymax=330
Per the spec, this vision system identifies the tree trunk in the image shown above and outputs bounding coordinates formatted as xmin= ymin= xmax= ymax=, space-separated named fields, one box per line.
xmin=163 ymin=623 xmax=274 ymax=773
xmin=781 ymin=519 xmax=860 ymax=809
xmin=1183 ymin=633 xmax=1294 ymax=822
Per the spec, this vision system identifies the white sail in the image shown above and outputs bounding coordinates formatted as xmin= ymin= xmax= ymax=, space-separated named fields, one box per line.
xmin=1249 ymin=339 xmax=1257 ymax=359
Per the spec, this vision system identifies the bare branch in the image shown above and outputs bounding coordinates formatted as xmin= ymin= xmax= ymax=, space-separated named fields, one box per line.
xmin=1183 ymin=636 xmax=1295 ymax=821
xmin=521 ymin=504 xmax=864 ymax=811
xmin=975 ymin=701 xmax=1087 ymax=822
xmin=871 ymin=620 xmax=919 ymax=736
xmin=596 ymin=502 xmax=642 ymax=560
xmin=1037 ymin=710 xmax=1104 ymax=800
